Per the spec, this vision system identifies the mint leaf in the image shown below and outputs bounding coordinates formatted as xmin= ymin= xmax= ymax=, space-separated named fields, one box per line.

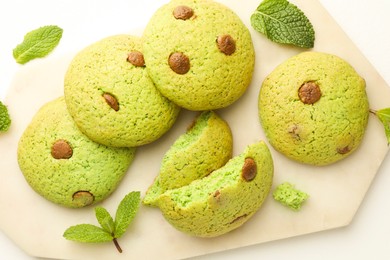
xmin=0 ymin=101 xmax=11 ymax=132
xmin=63 ymin=224 xmax=112 ymax=243
xmin=250 ymin=0 xmax=315 ymax=48
xmin=95 ymin=207 xmax=115 ymax=235
xmin=13 ymin=25 xmax=63 ymax=64
xmin=114 ymin=191 xmax=141 ymax=238
xmin=373 ymin=108 xmax=390 ymax=144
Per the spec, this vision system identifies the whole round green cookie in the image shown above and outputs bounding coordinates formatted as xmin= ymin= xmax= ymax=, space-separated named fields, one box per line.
xmin=157 ymin=141 xmax=273 ymax=237
xmin=142 ymin=0 xmax=255 ymax=111
xmin=258 ymin=52 xmax=369 ymax=166
xmin=17 ymin=97 xmax=136 ymax=208
xmin=143 ymin=110 xmax=233 ymax=206
xmin=64 ymin=34 xmax=180 ymax=147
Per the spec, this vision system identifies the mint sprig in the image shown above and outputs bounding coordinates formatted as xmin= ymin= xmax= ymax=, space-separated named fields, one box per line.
xmin=250 ymin=0 xmax=315 ymax=48
xmin=13 ymin=25 xmax=63 ymax=64
xmin=371 ymin=108 xmax=390 ymax=144
xmin=63 ymin=191 xmax=141 ymax=253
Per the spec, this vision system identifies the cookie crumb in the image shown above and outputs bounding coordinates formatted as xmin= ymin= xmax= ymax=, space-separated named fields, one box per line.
xmin=273 ymin=182 xmax=309 ymax=211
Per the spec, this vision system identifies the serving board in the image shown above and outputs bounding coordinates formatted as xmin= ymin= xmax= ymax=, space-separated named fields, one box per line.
xmin=1 ymin=0 xmax=390 ymax=259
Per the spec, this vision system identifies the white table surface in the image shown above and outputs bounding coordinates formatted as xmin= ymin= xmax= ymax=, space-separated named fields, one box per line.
xmin=1 ymin=0 xmax=389 ymax=259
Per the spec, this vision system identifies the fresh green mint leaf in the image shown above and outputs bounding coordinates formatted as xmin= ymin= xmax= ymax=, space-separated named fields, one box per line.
xmin=13 ymin=25 xmax=63 ymax=64
xmin=63 ymin=191 xmax=141 ymax=253
xmin=373 ymin=108 xmax=390 ymax=144
xmin=63 ymin=224 xmax=113 ymax=243
xmin=250 ymin=0 xmax=315 ymax=48
xmin=95 ymin=207 xmax=115 ymax=235
xmin=0 ymin=101 xmax=11 ymax=132
xmin=114 ymin=191 xmax=141 ymax=238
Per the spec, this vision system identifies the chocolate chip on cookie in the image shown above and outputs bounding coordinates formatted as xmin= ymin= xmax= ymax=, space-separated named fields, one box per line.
xmin=217 ymin=35 xmax=236 ymax=55
xmin=173 ymin=5 xmax=194 ymax=20
xmin=127 ymin=51 xmax=145 ymax=67
xmin=168 ymin=52 xmax=190 ymax=74
xmin=51 ymin=139 xmax=73 ymax=159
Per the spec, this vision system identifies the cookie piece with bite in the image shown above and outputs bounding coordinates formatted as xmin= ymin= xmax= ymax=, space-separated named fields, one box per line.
xmin=143 ymin=111 xmax=233 ymax=206
xmin=64 ymin=34 xmax=180 ymax=148
xmin=142 ymin=0 xmax=255 ymax=111
xmin=157 ymin=141 xmax=273 ymax=237
xmin=17 ymin=97 xmax=135 ymax=208
xmin=258 ymin=51 xmax=369 ymax=165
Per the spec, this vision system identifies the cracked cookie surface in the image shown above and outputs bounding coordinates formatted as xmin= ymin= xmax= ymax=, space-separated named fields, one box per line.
xmin=142 ymin=0 xmax=255 ymax=111
xmin=64 ymin=35 xmax=180 ymax=147
xmin=258 ymin=51 xmax=369 ymax=165
xmin=17 ymin=97 xmax=135 ymax=208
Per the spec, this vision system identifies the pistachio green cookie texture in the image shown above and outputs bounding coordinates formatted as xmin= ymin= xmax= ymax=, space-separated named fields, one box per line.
xmin=64 ymin=34 xmax=180 ymax=147
xmin=273 ymin=182 xmax=309 ymax=211
xmin=143 ymin=111 xmax=233 ymax=206
xmin=157 ymin=141 xmax=273 ymax=237
xmin=17 ymin=97 xmax=135 ymax=208
xmin=142 ymin=0 xmax=255 ymax=111
xmin=259 ymin=52 xmax=369 ymax=166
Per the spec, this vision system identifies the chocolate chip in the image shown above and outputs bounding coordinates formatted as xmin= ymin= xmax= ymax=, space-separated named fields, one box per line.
xmin=241 ymin=158 xmax=257 ymax=181
xmin=298 ymin=82 xmax=321 ymax=104
xmin=103 ymin=93 xmax=119 ymax=111
xmin=216 ymin=35 xmax=236 ymax=55
xmin=168 ymin=52 xmax=190 ymax=74
xmin=51 ymin=139 xmax=73 ymax=159
xmin=229 ymin=214 xmax=248 ymax=224
xmin=173 ymin=5 xmax=194 ymax=20
xmin=337 ymin=145 xmax=351 ymax=154
xmin=287 ymin=124 xmax=301 ymax=140
xmin=72 ymin=191 xmax=95 ymax=207
xmin=127 ymin=51 xmax=145 ymax=67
